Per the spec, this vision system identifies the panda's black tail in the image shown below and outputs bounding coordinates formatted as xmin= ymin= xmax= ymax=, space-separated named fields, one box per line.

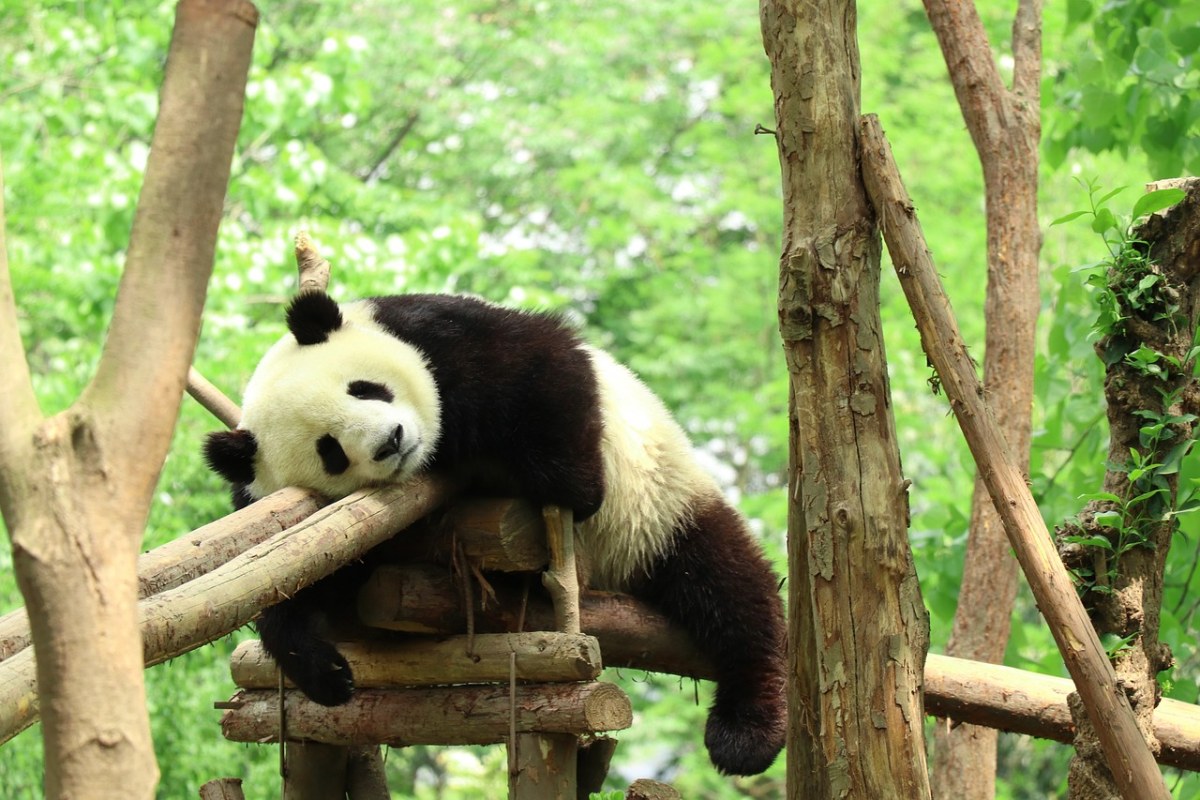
xmin=257 ymin=591 xmax=355 ymax=707
xmin=631 ymin=495 xmax=787 ymax=776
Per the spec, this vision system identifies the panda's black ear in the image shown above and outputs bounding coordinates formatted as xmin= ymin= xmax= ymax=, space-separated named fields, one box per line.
xmin=287 ymin=291 xmax=343 ymax=345
xmin=204 ymin=429 xmax=258 ymax=486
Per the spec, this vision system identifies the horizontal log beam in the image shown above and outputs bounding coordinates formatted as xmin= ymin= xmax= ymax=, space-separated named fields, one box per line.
xmin=230 ymin=632 xmax=603 ymax=688
xmin=0 ymin=486 xmax=324 ymax=662
xmin=221 ymin=682 xmax=632 ymax=746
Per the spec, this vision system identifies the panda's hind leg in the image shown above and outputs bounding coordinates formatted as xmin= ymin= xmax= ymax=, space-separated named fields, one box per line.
xmin=630 ymin=495 xmax=787 ymax=776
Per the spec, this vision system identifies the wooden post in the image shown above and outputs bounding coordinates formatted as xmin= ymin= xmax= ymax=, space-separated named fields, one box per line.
xmin=510 ymin=505 xmax=583 ymax=798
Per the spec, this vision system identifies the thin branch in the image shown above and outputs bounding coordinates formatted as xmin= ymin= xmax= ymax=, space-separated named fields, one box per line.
xmin=363 ymin=111 xmax=421 ymax=184
xmin=83 ymin=0 xmax=258 ymax=481
xmin=1011 ymin=0 xmax=1043 ymax=101
xmin=921 ymin=0 xmax=1011 ymax=152
xmin=187 ymin=367 xmax=241 ymax=429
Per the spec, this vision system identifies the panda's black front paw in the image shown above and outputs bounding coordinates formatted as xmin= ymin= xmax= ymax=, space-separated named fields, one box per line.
xmin=290 ymin=644 xmax=355 ymax=707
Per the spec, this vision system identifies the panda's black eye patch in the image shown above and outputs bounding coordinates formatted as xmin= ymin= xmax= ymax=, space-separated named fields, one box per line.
xmin=316 ymin=434 xmax=350 ymax=475
xmin=347 ymin=380 xmax=394 ymax=404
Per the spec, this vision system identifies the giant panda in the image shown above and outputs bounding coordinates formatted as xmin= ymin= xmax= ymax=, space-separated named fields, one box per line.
xmin=204 ymin=290 xmax=786 ymax=776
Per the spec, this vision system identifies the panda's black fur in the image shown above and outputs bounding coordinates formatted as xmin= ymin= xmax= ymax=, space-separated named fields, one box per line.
xmin=205 ymin=291 xmax=786 ymax=776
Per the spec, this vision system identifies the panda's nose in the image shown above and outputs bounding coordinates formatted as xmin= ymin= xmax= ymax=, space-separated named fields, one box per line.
xmin=373 ymin=425 xmax=405 ymax=461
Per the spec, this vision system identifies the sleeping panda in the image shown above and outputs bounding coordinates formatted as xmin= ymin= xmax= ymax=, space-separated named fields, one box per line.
xmin=204 ymin=290 xmax=786 ymax=776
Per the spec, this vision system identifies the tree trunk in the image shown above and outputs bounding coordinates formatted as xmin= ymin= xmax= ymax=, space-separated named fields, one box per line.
xmin=920 ymin=2 xmax=1043 ymax=797
xmin=1059 ymin=182 xmax=1200 ymax=798
xmin=759 ymin=2 xmax=931 ymax=797
xmin=0 ymin=2 xmax=257 ymax=796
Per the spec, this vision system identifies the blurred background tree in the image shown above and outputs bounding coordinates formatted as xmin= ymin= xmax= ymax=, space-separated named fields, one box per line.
xmin=0 ymin=0 xmax=1196 ymax=797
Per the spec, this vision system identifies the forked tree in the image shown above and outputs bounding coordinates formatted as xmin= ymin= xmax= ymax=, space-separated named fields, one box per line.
xmin=0 ymin=1 xmax=256 ymax=796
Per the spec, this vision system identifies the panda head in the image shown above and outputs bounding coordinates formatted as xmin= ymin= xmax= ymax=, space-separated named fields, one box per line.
xmin=204 ymin=291 xmax=441 ymax=501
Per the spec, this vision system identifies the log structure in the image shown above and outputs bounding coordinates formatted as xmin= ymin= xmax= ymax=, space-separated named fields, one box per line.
xmin=218 ymin=496 xmax=632 ymax=800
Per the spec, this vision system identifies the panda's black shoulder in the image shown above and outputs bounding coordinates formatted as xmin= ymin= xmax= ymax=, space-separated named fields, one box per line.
xmin=364 ymin=294 xmax=586 ymax=361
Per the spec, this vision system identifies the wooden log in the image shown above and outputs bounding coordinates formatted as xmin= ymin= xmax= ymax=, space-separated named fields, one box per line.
xmin=0 ymin=486 xmax=324 ymax=662
xmin=221 ymin=683 xmax=632 ymax=746
xmin=230 ymin=633 xmax=603 ymax=688
xmin=187 ymin=366 xmax=242 ymax=430
xmin=578 ymin=736 xmax=619 ymax=797
xmin=357 ymin=565 xmax=703 ymax=676
xmin=626 ymin=780 xmax=681 ymax=800
xmin=541 ymin=505 xmax=580 ymax=634
xmin=345 ymin=746 xmax=389 ymax=800
xmin=925 ymin=654 xmax=1200 ymax=773
xmin=859 ymin=113 xmax=1168 ymax=797
xmin=0 ymin=477 xmax=453 ymax=745
xmin=282 ymin=743 xmax=350 ymax=800
xmin=376 ymin=496 xmax=548 ymax=572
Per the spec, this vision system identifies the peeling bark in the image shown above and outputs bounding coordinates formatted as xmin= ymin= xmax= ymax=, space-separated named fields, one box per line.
xmin=760 ymin=2 xmax=931 ymax=797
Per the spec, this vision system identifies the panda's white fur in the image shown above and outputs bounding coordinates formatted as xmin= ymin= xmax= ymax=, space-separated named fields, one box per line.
xmin=238 ymin=302 xmax=441 ymax=500
xmin=578 ymin=345 xmax=720 ymax=589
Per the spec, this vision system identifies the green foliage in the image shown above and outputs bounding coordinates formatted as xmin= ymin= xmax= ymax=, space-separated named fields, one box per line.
xmin=1051 ymin=183 xmax=1198 ymax=594
xmin=1046 ymin=0 xmax=1200 ymax=177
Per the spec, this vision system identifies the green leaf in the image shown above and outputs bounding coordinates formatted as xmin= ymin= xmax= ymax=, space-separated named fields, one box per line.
xmin=1066 ymin=533 xmax=1116 ymax=550
xmin=1091 ymin=206 xmax=1120 ymax=234
xmin=1051 ymin=210 xmax=1091 ymax=226
xmin=1131 ymin=188 xmax=1185 ymax=220
xmin=1092 ymin=510 xmax=1124 ymax=530
xmin=1097 ymin=185 xmax=1127 ymax=206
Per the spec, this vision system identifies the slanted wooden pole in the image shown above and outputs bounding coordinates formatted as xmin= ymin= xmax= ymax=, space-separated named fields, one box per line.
xmin=859 ymin=112 xmax=1169 ymax=799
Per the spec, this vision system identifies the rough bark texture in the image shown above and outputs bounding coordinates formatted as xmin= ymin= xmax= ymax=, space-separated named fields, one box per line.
xmin=860 ymin=114 xmax=1169 ymax=800
xmin=221 ymin=683 xmax=632 ymax=746
xmin=1057 ymin=182 xmax=1200 ymax=798
xmin=230 ymin=633 xmax=603 ymax=688
xmin=921 ymin=1 xmax=1043 ymax=795
xmin=0 ymin=2 xmax=257 ymax=796
xmin=760 ymin=2 xmax=931 ymax=797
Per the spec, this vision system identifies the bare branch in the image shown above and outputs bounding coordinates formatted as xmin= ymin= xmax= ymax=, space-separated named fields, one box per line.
xmin=84 ymin=0 xmax=258 ymax=487
xmin=186 ymin=367 xmax=242 ymax=429
xmin=921 ymin=0 xmax=1011 ymax=153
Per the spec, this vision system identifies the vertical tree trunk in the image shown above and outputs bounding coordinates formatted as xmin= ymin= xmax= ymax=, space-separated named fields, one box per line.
xmin=0 ymin=2 xmax=256 ymax=797
xmin=760 ymin=2 xmax=931 ymax=797
xmin=921 ymin=2 xmax=1042 ymax=797
xmin=1060 ymin=183 xmax=1200 ymax=799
